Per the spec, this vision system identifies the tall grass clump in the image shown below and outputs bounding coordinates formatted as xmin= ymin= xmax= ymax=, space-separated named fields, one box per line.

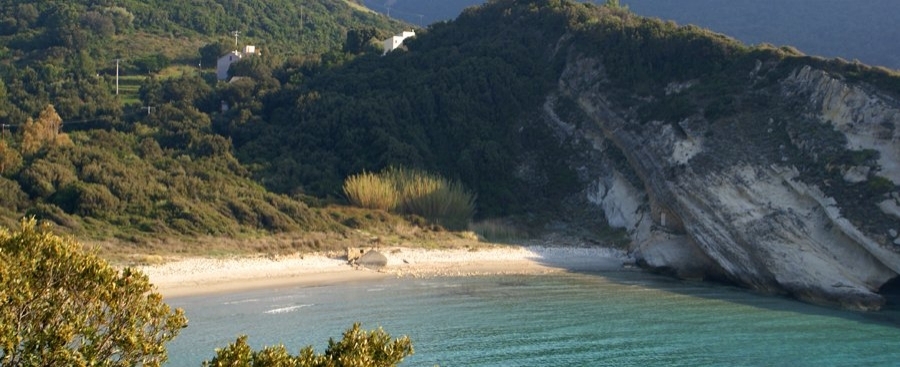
xmin=342 ymin=171 xmax=398 ymax=211
xmin=390 ymin=167 xmax=476 ymax=231
xmin=343 ymin=167 xmax=476 ymax=231
xmin=470 ymin=218 xmax=528 ymax=243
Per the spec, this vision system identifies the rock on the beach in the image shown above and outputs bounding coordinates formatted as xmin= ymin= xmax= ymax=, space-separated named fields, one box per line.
xmin=357 ymin=250 xmax=388 ymax=269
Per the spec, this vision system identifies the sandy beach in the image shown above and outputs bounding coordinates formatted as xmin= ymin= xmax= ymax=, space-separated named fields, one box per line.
xmin=138 ymin=245 xmax=631 ymax=298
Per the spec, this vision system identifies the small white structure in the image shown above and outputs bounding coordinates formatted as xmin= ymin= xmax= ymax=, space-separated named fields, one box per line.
xmin=216 ymin=45 xmax=258 ymax=81
xmin=383 ymin=31 xmax=415 ymax=54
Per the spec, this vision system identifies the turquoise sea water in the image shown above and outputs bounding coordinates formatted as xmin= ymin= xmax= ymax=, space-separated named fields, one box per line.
xmin=166 ymin=271 xmax=900 ymax=366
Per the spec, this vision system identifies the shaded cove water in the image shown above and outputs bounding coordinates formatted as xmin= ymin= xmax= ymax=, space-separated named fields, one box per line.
xmin=166 ymin=272 xmax=900 ymax=366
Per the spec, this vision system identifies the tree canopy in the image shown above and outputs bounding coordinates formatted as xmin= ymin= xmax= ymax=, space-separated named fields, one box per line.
xmin=204 ymin=323 xmax=413 ymax=367
xmin=0 ymin=218 xmax=187 ymax=366
xmin=0 ymin=219 xmax=415 ymax=366
xmin=1 ymin=0 xmax=898 ymax=240
xmin=0 ymin=0 xmax=405 ymax=126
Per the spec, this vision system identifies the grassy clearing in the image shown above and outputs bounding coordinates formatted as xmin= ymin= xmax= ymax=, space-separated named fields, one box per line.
xmin=157 ymin=65 xmax=203 ymax=79
xmin=342 ymin=0 xmax=377 ymax=13
xmin=90 ymin=227 xmax=358 ymax=265
xmin=111 ymin=65 xmax=212 ymax=107
xmin=114 ymin=75 xmax=144 ymax=105
xmin=109 ymin=32 xmax=206 ymax=63
xmin=82 ymin=205 xmax=483 ymax=265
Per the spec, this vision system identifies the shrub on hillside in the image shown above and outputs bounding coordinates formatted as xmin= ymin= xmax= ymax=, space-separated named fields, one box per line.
xmin=0 ymin=177 xmax=28 ymax=210
xmin=0 ymin=218 xmax=187 ymax=365
xmin=17 ymin=158 xmax=78 ymax=199
xmin=343 ymin=167 xmax=476 ymax=231
xmin=53 ymin=181 xmax=121 ymax=218
xmin=0 ymin=139 xmax=22 ymax=175
xmin=343 ymin=170 xmax=399 ymax=211
xmin=386 ymin=167 xmax=476 ymax=231
xmin=204 ymin=323 xmax=413 ymax=367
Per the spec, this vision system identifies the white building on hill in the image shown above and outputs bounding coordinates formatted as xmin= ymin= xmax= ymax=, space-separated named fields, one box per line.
xmin=383 ymin=31 xmax=415 ymax=54
xmin=217 ymin=45 xmax=258 ymax=80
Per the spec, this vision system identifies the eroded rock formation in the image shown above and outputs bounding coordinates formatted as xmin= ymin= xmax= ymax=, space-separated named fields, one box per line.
xmin=537 ymin=49 xmax=900 ymax=310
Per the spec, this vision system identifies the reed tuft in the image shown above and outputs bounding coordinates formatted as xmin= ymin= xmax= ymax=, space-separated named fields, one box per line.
xmin=343 ymin=167 xmax=475 ymax=231
xmin=342 ymin=171 xmax=399 ymax=211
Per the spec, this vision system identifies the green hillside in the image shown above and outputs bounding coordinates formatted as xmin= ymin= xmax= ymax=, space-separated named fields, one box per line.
xmin=2 ymin=0 xmax=899 ymax=253
xmin=0 ymin=0 xmax=405 ymax=123
xmin=230 ymin=0 xmax=900 ymax=229
xmin=0 ymin=0 xmax=410 ymax=248
xmin=229 ymin=0 xmax=753 ymax=209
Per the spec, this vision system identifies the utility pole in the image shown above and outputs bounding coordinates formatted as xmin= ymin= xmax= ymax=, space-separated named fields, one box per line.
xmin=232 ymin=30 xmax=240 ymax=47
xmin=115 ymin=58 xmax=121 ymax=95
xmin=300 ymin=5 xmax=303 ymax=46
xmin=144 ymin=106 xmax=154 ymax=115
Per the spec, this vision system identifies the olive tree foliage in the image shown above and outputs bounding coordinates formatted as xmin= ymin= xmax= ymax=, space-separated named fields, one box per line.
xmin=343 ymin=27 xmax=380 ymax=54
xmin=204 ymin=323 xmax=413 ymax=367
xmin=19 ymin=104 xmax=72 ymax=155
xmin=0 ymin=139 xmax=22 ymax=175
xmin=604 ymin=0 xmax=624 ymax=9
xmin=0 ymin=218 xmax=187 ymax=366
xmin=199 ymin=41 xmax=232 ymax=67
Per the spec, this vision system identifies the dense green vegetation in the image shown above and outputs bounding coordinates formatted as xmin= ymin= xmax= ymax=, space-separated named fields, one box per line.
xmin=205 ymin=323 xmax=413 ymax=367
xmin=1 ymin=0 xmax=899 ymax=248
xmin=234 ymin=0 xmax=578 ymax=218
xmin=0 ymin=101 xmax=338 ymax=241
xmin=0 ymin=0 xmax=409 ymax=242
xmin=0 ymin=219 xmax=187 ymax=366
xmin=0 ymin=0 xmax=404 ymax=125
xmin=0 ymin=219 xmax=412 ymax=366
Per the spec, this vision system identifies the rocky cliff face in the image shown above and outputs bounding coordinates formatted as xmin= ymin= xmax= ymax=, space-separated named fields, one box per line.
xmin=537 ymin=48 xmax=900 ymax=310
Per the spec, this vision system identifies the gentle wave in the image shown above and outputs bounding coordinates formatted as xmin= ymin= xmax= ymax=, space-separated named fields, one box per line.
xmin=264 ymin=304 xmax=313 ymax=314
xmin=223 ymin=298 xmax=260 ymax=305
xmin=167 ymin=273 xmax=900 ymax=366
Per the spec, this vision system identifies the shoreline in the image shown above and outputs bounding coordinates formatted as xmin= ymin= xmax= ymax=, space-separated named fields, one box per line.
xmin=137 ymin=245 xmax=632 ymax=298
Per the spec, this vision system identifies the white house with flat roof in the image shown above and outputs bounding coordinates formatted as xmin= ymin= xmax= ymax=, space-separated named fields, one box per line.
xmin=216 ymin=45 xmax=258 ymax=80
xmin=383 ymin=31 xmax=415 ymax=54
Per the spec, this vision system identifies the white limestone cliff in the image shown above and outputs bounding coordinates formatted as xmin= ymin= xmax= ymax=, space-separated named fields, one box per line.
xmin=542 ymin=52 xmax=900 ymax=310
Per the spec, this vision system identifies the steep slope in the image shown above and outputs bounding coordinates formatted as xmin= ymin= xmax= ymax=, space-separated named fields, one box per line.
xmin=534 ymin=4 xmax=900 ymax=310
xmin=0 ymin=0 xmax=405 ymax=238
xmin=0 ymin=0 xmax=404 ymax=123
xmin=247 ymin=0 xmax=900 ymax=309
xmin=3 ymin=0 xmax=897 ymax=309
xmin=550 ymin=54 xmax=900 ymax=310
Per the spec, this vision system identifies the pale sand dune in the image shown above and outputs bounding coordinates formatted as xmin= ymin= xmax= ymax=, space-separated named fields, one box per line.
xmin=137 ymin=246 xmax=630 ymax=298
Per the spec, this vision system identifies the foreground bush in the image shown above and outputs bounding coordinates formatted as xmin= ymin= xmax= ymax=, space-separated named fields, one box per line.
xmin=0 ymin=218 xmax=187 ymax=366
xmin=204 ymin=323 xmax=413 ymax=367
xmin=343 ymin=167 xmax=476 ymax=230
